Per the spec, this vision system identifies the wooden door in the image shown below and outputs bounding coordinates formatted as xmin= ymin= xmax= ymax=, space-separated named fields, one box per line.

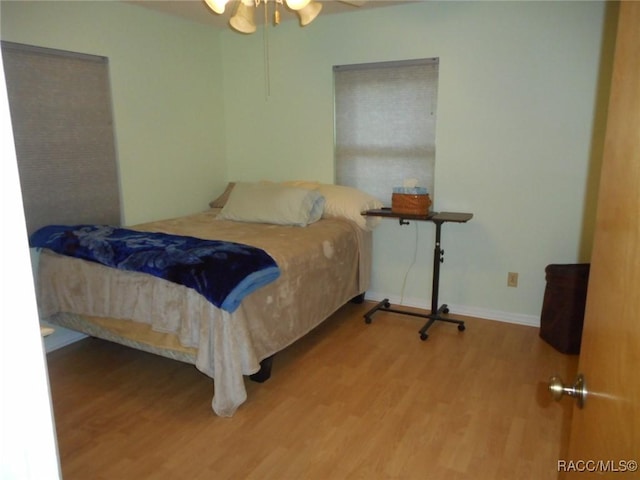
xmin=561 ymin=2 xmax=640 ymax=477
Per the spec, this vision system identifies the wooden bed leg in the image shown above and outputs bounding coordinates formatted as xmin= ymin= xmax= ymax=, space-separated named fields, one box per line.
xmin=249 ymin=355 xmax=274 ymax=383
xmin=350 ymin=293 xmax=366 ymax=304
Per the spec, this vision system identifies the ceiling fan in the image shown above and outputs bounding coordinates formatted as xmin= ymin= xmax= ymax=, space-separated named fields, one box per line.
xmin=204 ymin=0 xmax=366 ymax=34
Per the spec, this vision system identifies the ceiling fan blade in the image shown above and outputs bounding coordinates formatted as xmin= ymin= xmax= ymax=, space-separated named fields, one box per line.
xmin=339 ymin=1 xmax=367 ymax=6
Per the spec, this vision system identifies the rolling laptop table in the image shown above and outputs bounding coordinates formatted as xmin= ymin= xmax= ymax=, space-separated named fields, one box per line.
xmin=362 ymin=208 xmax=473 ymax=340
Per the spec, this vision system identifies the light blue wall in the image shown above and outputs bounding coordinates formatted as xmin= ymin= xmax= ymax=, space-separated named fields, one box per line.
xmin=1 ymin=1 xmax=616 ymax=325
xmin=219 ymin=1 xmax=616 ymax=323
xmin=1 ymin=0 xmax=227 ymax=225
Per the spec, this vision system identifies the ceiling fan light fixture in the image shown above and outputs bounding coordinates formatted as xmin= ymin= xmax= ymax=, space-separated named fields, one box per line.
xmin=230 ymin=0 xmax=257 ymax=34
xmin=206 ymin=0 xmax=329 ymax=34
xmin=297 ymin=1 xmax=322 ymax=26
xmin=285 ymin=0 xmax=311 ymax=11
xmin=203 ymin=0 xmax=228 ymax=15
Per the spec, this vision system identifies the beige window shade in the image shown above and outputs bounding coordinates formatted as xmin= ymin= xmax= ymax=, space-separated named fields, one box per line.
xmin=1 ymin=41 xmax=121 ymax=236
xmin=334 ymin=58 xmax=438 ymax=206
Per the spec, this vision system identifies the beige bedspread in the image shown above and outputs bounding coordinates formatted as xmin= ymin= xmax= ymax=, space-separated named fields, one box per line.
xmin=36 ymin=209 xmax=371 ymax=416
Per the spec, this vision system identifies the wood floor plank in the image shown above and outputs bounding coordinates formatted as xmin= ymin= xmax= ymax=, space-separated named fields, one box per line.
xmin=46 ymin=301 xmax=577 ymax=479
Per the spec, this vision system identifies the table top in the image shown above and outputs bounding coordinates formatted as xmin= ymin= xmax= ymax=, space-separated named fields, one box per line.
xmin=363 ymin=208 xmax=473 ymax=223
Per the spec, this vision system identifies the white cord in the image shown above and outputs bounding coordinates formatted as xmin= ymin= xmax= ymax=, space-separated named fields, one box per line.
xmin=399 ymin=221 xmax=419 ymax=305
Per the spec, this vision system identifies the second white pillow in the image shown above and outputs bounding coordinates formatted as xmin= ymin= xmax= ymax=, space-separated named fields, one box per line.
xmin=218 ymin=182 xmax=325 ymax=227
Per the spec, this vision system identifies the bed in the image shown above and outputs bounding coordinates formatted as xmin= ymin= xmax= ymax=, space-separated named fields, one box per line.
xmin=32 ymin=182 xmax=382 ymax=416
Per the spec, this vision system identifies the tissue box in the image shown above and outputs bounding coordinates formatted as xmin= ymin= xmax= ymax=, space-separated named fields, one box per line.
xmin=391 ymin=187 xmax=432 ymax=215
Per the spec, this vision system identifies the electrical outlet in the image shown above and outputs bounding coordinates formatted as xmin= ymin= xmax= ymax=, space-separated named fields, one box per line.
xmin=508 ymin=272 xmax=518 ymax=287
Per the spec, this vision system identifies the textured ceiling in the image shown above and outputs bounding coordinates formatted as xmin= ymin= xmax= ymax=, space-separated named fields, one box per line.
xmin=126 ymin=1 xmax=412 ymax=29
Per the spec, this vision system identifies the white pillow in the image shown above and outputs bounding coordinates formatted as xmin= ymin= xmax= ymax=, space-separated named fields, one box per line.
xmin=280 ymin=180 xmax=320 ymax=190
xmin=218 ymin=182 xmax=325 ymax=227
xmin=316 ymin=184 xmax=383 ymax=230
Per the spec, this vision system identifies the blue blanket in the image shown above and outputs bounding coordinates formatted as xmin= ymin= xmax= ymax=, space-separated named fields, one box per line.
xmin=30 ymin=224 xmax=280 ymax=313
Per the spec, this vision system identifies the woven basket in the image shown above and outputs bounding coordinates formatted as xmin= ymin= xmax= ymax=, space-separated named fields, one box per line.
xmin=391 ymin=193 xmax=432 ymax=215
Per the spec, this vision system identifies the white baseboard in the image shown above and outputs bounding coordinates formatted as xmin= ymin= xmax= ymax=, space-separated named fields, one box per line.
xmin=365 ymin=292 xmax=540 ymax=328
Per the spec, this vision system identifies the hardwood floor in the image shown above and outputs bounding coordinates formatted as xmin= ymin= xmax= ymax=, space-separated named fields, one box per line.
xmin=46 ymin=302 xmax=578 ymax=479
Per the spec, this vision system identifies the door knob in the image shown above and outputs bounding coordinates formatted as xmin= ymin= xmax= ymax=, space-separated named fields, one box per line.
xmin=548 ymin=373 xmax=587 ymax=409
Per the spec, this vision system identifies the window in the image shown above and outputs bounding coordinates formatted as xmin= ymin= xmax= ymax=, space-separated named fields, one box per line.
xmin=2 ymin=41 xmax=120 ymax=235
xmin=333 ymin=58 xmax=439 ymax=206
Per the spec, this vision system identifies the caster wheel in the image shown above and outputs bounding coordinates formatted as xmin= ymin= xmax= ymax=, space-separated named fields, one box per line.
xmin=384 ymin=301 xmax=391 ymax=309
xmin=443 ymin=307 xmax=450 ymax=314
xmin=420 ymin=332 xmax=428 ymax=341
xmin=458 ymin=324 xmax=466 ymax=332
xmin=365 ymin=317 xmax=372 ymax=324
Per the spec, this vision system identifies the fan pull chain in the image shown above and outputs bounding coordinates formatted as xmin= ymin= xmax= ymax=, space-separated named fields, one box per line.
xmin=263 ymin=0 xmax=271 ymax=99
